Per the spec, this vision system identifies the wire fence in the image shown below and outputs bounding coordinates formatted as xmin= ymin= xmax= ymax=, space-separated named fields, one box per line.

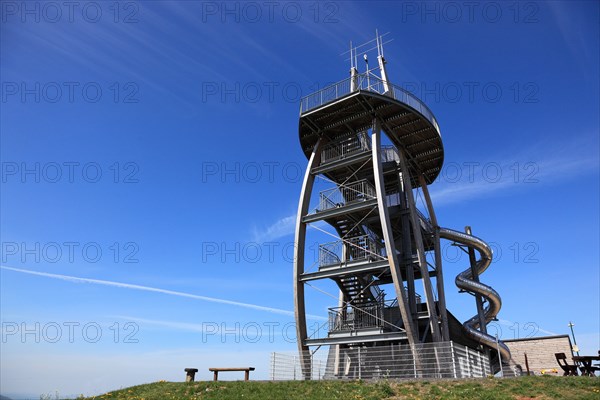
xmin=270 ymin=341 xmax=519 ymax=381
xmin=270 ymin=352 xmax=329 ymax=381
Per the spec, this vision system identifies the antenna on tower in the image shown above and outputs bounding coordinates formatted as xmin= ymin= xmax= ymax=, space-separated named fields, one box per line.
xmin=349 ymin=41 xmax=354 ymax=70
xmin=343 ymin=31 xmax=393 ymax=92
xmin=376 ymin=28 xmax=386 ymax=58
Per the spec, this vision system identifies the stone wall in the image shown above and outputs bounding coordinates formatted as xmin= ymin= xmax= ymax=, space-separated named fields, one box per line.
xmin=504 ymin=335 xmax=573 ymax=375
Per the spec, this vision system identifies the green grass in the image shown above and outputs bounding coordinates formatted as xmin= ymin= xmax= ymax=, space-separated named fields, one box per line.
xmin=69 ymin=376 xmax=599 ymax=400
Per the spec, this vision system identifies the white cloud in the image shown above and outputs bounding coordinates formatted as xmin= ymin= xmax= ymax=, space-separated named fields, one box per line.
xmin=252 ymin=213 xmax=297 ymax=242
xmin=430 ymin=152 xmax=598 ymax=207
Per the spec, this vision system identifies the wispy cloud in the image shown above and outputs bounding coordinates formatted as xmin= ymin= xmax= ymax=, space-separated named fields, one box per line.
xmin=251 ymin=211 xmax=336 ymax=243
xmin=546 ymin=2 xmax=596 ymax=79
xmin=0 ymin=266 xmax=325 ymax=321
xmin=251 ymin=213 xmax=296 ymax=242
xmin=111 ymin=315 xmax=212 ymax=333
xmin=496 ymin=319 xmax=558 ymax=337
xmin=111 ymin=315 xmax=315 ymax=335
xmin=430 ymin=150 xmax=598 ymax=207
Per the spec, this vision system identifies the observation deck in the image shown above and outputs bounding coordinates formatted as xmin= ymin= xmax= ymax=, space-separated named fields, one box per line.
xmin=298 ymin=73 xmax=444 ymax=185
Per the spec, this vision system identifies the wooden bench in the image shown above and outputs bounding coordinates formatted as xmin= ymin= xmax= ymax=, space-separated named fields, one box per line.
xmin=209 ymin=367 xmax=255 ymax=381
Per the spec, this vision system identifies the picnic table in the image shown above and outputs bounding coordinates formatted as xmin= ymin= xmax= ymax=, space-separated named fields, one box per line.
xmin=573 ymin=355 xmax=600 ymax=376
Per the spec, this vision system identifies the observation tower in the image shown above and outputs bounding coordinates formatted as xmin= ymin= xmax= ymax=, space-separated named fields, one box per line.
xmin=293 ymin=34 xmax=516 ymax=379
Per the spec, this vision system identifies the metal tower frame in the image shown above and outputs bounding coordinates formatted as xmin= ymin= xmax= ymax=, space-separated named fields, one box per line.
xmin=293 ymin=34 xmax=512 ymax=379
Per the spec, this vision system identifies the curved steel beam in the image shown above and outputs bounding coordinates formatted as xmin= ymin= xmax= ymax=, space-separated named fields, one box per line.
xmin=397 ymin=148 xmax=442 ymax=343
xmin=371 ymin=118 xmax=418 ymax=345
xmin=418 ymin=174 xmax=450 ymax=341
xmin=293 ymin=138 xmax=323 ymax=379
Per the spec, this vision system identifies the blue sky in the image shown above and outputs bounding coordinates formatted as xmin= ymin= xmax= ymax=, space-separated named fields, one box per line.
xmin=1 ymin=1 xmax=598 ymax=397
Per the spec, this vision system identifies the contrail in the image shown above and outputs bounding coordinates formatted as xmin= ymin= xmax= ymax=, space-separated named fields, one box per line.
xmin=1 ymin=265 xmax=326 ymax=321
xmin=496 ymin=318 xmax=558 ymax=337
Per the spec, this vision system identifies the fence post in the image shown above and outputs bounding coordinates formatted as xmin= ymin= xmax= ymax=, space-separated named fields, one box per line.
xmin=480 ymin=351 xmax=486 ymax=377
xmin=271 ymin=353 xmax=275 ymax=380
xmin=318 ymin=359 xmax=322 ymax=380
xmin=358 ymin=347 xmax=362 ymax=380
xmin=413 ymin=344 xmax=417 ymax=378
xmin=495 ymin=334 xmax=504 ymax=378
xmin=466 ymin=347 xmax=471 ymax=378
xmin=450 ymin=341 xmax=457 ymax=379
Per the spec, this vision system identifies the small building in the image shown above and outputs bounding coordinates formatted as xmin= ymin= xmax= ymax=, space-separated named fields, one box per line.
xmin=504 ymin=335 xmax=574 ymax=375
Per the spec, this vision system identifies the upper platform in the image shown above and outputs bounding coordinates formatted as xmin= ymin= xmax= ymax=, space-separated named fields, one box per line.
xmin=299 ymin=73 xmax=444 ymax=185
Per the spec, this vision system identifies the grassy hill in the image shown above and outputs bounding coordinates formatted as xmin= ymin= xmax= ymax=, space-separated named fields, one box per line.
xmin=71 ymin=376 xmax=599 ymax=400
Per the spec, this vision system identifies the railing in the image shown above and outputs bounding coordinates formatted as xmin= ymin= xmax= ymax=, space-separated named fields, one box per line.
xmin=348 ymin=234 xmax=382 ymax=262
xmin=319 ymin=235 xmax=383 ymax=268
xmin=270 ymin=352 xmax=328 ymax=381
xmin=328 ymin=301 xmax=386 ymax=332
xmin=300 ymin=73 xmax=440 ymax=135
xmin=318 ymin=246 xmax=341 ymax=268
xmin=416 ymin=208 xmax=433 ymax=232
xmin=270 ymin=341 xmax=506 ymax=381
xmin=318 ymin=180 xmax=376 ymax=212
xmin=320 ymin=133 xmax=402 ymax=168
xmin=404 ymin=287 xmax=422 ymax=304
xmin=321 ymin=131 xmax=371 ymax=164
xmin=380 ymin=145 xmax=399 ymax=163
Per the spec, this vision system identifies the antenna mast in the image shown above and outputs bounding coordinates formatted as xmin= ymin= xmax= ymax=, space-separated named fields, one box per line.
xmin=346 ymin=31 xmax=393 ymax=93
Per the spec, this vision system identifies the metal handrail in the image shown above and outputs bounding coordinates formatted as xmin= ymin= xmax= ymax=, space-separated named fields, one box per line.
xmin=318 ymin=234 xmax=382 ymax=268
xmin=328 ymin=299 xmax=398 ymax=331
xmin=300 ymin=73 xmax=440 ymax=135
xmin=317 ymin=180 xmax=376 ymax=212
xmin=319 ymin=135 xmax=401 ymax=168
xmin=416 ymin=208 xmax=433 ymax=232
xmin=328 ymin=303 xmax=384 ymax=331
xmin=319 ymin=246 xmax=341 ymax=268
xmin=380 ymin=145 xmax=399 ymax=163
xmin=321 ymin=131 xmax=371 ymax=164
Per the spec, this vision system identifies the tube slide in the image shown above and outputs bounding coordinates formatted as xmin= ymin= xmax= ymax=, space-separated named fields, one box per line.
xmin=438 ymin=227 xmax=512 ymax=364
